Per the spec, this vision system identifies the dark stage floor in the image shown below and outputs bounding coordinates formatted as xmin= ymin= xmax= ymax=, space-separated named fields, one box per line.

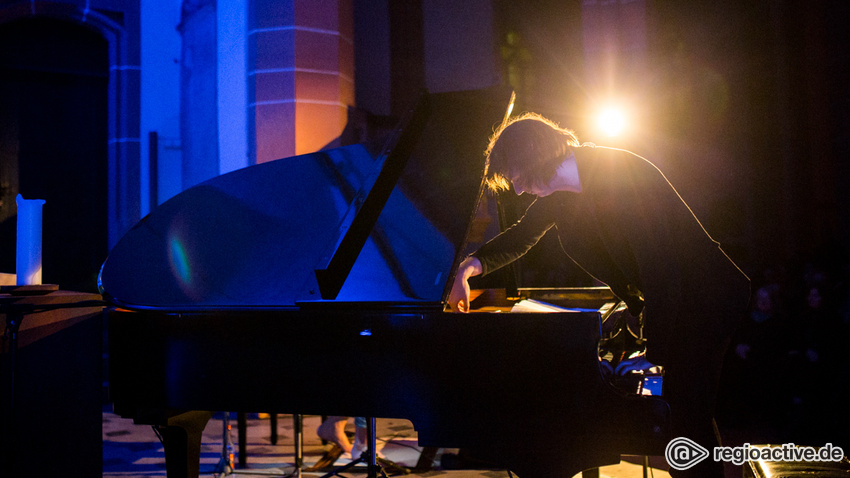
xmin=102 ymin=409 xmax=674 ymax=478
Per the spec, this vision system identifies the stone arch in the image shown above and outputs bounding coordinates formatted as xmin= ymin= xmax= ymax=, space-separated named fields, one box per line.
xmin=0 ymin=1 xmax=140 ymax=248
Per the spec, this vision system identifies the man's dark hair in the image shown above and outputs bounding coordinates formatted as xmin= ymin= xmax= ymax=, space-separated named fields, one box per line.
xmin=485 ymin=112 xmax=580 ymax=193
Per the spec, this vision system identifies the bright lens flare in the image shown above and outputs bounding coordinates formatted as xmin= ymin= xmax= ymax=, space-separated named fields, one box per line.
xmin=597 ymin=108 xmax=626 ymax=137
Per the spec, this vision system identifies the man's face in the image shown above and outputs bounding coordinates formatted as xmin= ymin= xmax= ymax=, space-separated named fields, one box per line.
xmin=508 ymin=171 xmax=557 ymax=197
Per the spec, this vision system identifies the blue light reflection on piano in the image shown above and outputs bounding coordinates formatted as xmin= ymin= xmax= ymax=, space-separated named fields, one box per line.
xmin=98 ymin=143 xmax=386 ymax=309
xmin=336 ymin=185 xmax=453 ymax=303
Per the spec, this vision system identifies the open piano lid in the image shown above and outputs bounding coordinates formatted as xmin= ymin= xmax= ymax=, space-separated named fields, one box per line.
xmin=99 ymin=87 xmax=515 ymax=311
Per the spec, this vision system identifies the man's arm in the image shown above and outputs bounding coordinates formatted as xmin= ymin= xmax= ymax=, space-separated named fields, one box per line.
xmin=448 ymin=198 xmax=555 ymax=312
xmin=471 ymin=198 xmax=556 ymax=276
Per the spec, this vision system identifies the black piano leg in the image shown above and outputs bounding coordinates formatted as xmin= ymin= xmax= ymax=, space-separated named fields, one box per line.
xmin=156 ymin=410 xmax=213 ymax=478
xmin=270 ymin=412 xmax=279 ymax=444
xmin=238 ymin=412 xmax=248 ymax=467
xmin=293 ymin=414 xmax=304 ymax=471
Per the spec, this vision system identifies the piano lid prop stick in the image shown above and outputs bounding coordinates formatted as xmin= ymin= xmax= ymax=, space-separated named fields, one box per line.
xmin=16 ymin=194 xmax=46 ymax=285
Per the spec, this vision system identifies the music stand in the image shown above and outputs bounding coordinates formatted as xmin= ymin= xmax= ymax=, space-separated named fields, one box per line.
xmin=318 ymin=417 xmax=387 ymax=478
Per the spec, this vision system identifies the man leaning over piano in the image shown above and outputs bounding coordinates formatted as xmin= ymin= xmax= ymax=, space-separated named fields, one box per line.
xmin=448 ymin=113 xmax=750 ymax=478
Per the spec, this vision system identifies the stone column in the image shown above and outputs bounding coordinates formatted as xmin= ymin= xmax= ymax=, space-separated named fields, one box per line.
xmin=248 ymin=0 xmax=355 ymax=163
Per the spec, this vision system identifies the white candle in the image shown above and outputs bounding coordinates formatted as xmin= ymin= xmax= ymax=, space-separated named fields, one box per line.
xmin=16 ymin=194 xmax=46 ymax=285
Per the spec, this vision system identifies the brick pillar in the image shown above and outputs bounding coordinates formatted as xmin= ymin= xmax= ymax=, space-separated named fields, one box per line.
xmin=248 ymin=0 xmax=354 ymax=164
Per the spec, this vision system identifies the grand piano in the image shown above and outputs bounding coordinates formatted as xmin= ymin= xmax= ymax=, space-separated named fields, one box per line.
xmin=100 ymin=87 xmax=670 ymax=477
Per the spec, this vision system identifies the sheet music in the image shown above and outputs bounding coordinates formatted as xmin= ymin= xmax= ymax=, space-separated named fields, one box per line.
xmin=510 ymin=298 xmax=590 ymax=313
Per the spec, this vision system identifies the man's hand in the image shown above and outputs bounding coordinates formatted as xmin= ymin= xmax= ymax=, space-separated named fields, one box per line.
xmin=448 ymin=256 xmax=482 ymax=312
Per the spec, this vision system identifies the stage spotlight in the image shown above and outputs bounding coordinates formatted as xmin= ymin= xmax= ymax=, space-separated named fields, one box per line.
xmin=597 ymin=107 xmax=627 ymax=137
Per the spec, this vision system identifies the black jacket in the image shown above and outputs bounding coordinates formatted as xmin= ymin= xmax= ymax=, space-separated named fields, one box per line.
xmin=473 ymin=145 xmax=750 ymax=366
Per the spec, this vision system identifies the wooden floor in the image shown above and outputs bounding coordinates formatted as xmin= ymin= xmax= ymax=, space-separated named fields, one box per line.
xmin=102 ymin=409 xmax=672 ymax=478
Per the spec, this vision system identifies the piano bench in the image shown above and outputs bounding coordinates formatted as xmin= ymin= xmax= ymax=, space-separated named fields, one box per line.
xmin=743 ymin=445 xmax=850 ymax=478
